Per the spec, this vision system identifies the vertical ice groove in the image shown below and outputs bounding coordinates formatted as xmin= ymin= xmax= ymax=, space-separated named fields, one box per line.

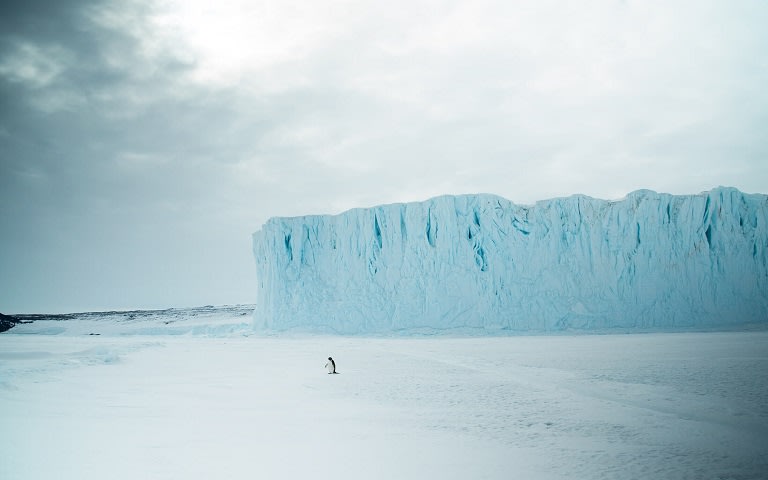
xmin=704 ymin=194 xmax=712 ymax=223
xmin=399 ymin=206 xmax=407 ymax=242
xmin=426 ymin=207 xmax=437 ymax=247
xmin=475 ymin=246 xmax=488 ymax=272
xmin=374 ymin=212 xmax=383 ymax=249
xmin=284 ymin=232 xmax=293 ymax=262
xmin=252 ymin=188 xmax=768 ymax=334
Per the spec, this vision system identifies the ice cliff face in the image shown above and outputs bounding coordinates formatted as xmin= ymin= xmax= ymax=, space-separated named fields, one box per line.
xmin=252 ymin=187 xmax=768 ymax=334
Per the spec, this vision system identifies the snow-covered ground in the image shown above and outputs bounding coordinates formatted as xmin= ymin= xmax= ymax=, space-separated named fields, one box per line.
xmin=1 ymin=309 xmax=767 ymax=480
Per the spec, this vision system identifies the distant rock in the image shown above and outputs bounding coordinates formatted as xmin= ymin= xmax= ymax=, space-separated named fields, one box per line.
xmin=0 ymin=313 xmax=19 ymax=333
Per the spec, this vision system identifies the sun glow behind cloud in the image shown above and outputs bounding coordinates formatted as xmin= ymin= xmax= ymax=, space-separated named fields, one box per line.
xmin=148 ymin=0 xmax=356 ymax=89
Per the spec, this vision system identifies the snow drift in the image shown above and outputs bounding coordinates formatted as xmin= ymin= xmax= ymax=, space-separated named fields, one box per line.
xmin=252 ymin=187 xmax=768 ymax=334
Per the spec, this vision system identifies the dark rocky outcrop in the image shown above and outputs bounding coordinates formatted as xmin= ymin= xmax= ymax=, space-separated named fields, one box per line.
xmin=0 ymin=313 xmax=19 ymax=333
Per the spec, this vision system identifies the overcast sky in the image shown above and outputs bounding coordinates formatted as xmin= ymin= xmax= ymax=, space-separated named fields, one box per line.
xmin=1 ymin=0 xmax=766 ymax=313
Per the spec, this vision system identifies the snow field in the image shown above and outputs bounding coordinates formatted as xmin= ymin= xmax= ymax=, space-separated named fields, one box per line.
xmin=1 ymin=331 xmax=767 ymax=479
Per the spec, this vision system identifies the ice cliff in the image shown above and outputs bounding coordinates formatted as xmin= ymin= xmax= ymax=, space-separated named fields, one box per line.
xmin=252 ymin=187 xmax=768 ymax=334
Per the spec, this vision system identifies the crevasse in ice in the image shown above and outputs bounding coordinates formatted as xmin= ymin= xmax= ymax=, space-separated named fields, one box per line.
xmin=252 ymin=187 xmax=768 ymax=333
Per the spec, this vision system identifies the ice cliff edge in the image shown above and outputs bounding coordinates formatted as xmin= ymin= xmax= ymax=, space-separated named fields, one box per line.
xmin=252 ymin=187 xmax=767 ymax=334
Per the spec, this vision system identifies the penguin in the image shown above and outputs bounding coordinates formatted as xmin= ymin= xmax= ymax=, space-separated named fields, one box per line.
xmin=325 ymin=356 xmax=337 ymax=374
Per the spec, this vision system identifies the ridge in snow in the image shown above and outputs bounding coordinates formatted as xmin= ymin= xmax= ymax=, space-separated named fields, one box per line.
xmin=252 ymin=187 xmax=768 ymax=334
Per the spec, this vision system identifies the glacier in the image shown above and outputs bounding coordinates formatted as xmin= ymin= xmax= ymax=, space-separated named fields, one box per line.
xmin=251 ymin=187 xmax=768 ymax=334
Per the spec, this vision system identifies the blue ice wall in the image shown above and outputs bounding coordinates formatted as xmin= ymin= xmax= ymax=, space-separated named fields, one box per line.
xmin=252 ymin=188 xmax=768 ymax=333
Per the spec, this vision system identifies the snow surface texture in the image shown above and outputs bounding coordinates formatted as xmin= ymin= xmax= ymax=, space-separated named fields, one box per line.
xmin=1 ymin=313 xmax=767 ymax=480
xmin=252 ymin=187 xmax=768 ymax=334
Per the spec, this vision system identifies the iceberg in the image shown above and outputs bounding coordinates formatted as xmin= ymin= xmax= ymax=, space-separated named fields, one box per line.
xmin=252 ymin=187 xmax=768 ymax=334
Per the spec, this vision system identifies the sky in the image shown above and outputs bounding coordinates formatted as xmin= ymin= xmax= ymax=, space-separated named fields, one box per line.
xmin=1 ymin=0 xmax=767 ymax=314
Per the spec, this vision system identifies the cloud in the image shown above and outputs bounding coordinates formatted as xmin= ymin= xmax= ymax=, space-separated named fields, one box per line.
xmin=0 ymin=42 xmax=71 ymax=89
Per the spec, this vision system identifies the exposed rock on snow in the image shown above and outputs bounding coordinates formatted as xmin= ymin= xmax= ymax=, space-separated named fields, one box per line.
xmin=0 ymin=313 xmax=19 ymax=333
xmin=252 ymin=187 xmax=768 ymax=334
